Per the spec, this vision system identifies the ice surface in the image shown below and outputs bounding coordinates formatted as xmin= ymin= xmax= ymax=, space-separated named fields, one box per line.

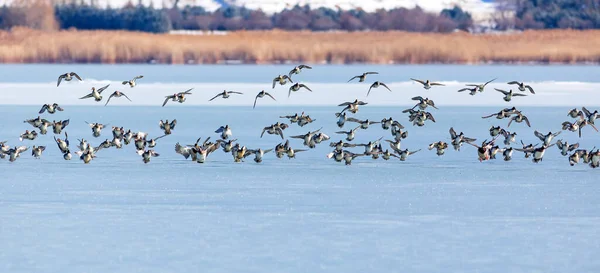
xmin=1 ymin=65 xmax=600 ymax=272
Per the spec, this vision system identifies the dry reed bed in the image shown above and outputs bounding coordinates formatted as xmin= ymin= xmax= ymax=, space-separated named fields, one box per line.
xmin=1 ymin=28 xmax=600 ymax=64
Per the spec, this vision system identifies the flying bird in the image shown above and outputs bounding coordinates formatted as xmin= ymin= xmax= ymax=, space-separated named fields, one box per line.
xmin=163 ymin=88 xmax=193 ymax=107
xmin=253 ymin=90 xmax=276 ymax=109
xmin=507 ymin=81 xmax=535 ymax=94
xmin=209 ymin=90 xmax=244 ymax=101
xmin=57 ymin=72 xmax=82 ymax=87
xmin=367 ymin=81 xmax=391 ymax=96
xmin=80 ymin=84 xmax=110 ymax=102
xmin=348 ymin=72 xmax=379 ymax=82
xmin=411 ymin=78 xmax=444 ymax=89
xmin=105 ymin=91 xmax=132 ymax=106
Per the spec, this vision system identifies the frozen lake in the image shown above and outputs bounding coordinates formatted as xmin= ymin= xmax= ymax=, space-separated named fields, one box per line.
xmin=1 ymin=64 xmax=600 ymax=272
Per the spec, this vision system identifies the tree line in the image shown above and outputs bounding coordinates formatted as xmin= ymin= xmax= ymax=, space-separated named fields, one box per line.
xmin=0 ymin=0 xmax=598 ymax=33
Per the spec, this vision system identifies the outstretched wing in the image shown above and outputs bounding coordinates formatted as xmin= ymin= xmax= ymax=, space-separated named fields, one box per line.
xmin=483 ymin=78 xmax=497 ymax=86
xmin=122 ymin=93 xmax=132 ymax=102
xmin=162 ymin=96 xmax=172 ymax=107
xmin=507 ymin=81 xmax=520 ymax=85
xmin=347 ymin=76 xmax=359 ymax=82
xmin=534 ymin=130 xmax=544 ymax=141
xmin=38 ymin=104 xmax=48 ymax=114
xmin=79 ymin=93 xmax=94 ymax=99
xmin=208 ymin=93 xmax=222 ymax=101
xmin=525 ymin=85 xmax=535 ymax=94
xmin=105 ymin=93 xmax=115 ymax=106
xmin=265 ymin=92 xmax=276 ymax=101
xmin=379 ymin=82 xmax=392 ymax=92
xmin=494 ymin=88 xmax=509 ymax=95
xmin=97 ymin=84 xmax=110 ymax=94
xmin=71 ymin=72 xmax=82 ymax=81
xmin=411 ymin=96 xmax=424 ymax=101
xmin=449 ymin=127 xmax=457 ymax=139
xmin=299 ymin=84 xmax=312 ymax=92
xmin=57 ymin=74 xmax=65 ymax=87
xmin=410 ymin=78 xmax=425 ymax=85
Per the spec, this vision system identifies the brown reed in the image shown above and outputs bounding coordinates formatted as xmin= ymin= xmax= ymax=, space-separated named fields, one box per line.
xmin=1 ymin=28 xmax=600 ymax=64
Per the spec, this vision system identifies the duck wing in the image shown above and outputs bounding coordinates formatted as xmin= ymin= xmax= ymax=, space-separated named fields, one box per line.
xmin=162 ymin=96 xmax=172 ymax=107
xmin=105 ymin=92 xmax=116 ymax=106
xmin=507 ymin=81 xmax=520 ymax=85
xmin=410 ymin=78 xmax=425 ymax=85
xmin=38 ymin=104 xmax=48 ymax=114
xmin=379 ymin=82 xmax=392 ymax=91
xmin=97 ymin=84 xmax=110 ymax=94
xmin=523 ymin=116 xmax=531 ymax=127
xmin=483 ymin=78 xmax=497 ymax=86
xmin=494 ymin=88 xmax=509 ymax=95
xmin=449 ymin=127 xmax=457 ymax=139
xmin=299 ymin=84 xmax=312 ymax=92
xmin=347 ymin=75 xmax=359 ymax=82
xmin=79 ymin=93 xmax=94 ymax=99
xmin=265 ymin=92 xmax=276 ymax=101
xmin=57 ymin=74 xmax=65 ymax=87
xmin=525 ymin=85 xmax=535 ymax=94
xmin=534 ymin=130 xmax=545 ymax=141
xmin=121 ymin=93 xmax=132 ymax=102
xmin=208 ymin=93 xmax=223 ymax=101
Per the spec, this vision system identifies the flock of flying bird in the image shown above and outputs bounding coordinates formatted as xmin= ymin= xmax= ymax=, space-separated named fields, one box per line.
xmin=2 ymin=66 xmax=599 ymax=167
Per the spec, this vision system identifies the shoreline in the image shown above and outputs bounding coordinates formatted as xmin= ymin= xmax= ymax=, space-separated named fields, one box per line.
xmin=1 ymin=28 xmax=600 ymax=64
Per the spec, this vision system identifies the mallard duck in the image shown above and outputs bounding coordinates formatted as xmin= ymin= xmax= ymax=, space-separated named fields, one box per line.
xmin=507 ymin=81 xmax=535 ymax=94
xmin=253 ymin=90 xmax=276 ymax=109
xmin=215 ymin=125 xmax=232 ymax=140
xmin=288 ymin=64 xmax=312 ymax=79
xmin=80 ymin=84 xmax=110 ymax=102
xmin=348 ymin=72 xmax=378 ymax=83
xmin=367 ymin=81 xmax=391 ymax=96
xmin=105 ymin=91 xmax=132 ymax=106
xmin=122 ymin=75 xmax=143 ymax=88
xmin=31 ymin=145 xmax=46 ymax=159
xmin=57 ymin=72 xmax=82 ymax=87
xmin=137 ymin=149 xmax=160 ymax=164
xmin=534 ymin=130 xmax=561 ymax=146
xmin=209 ymin=90 xmax=243 ymax=101
xmin=339 ymin=99 xmax=367 ymax=114
xmin=39 ymin=103 xmax=64 ymax=114
xmin=411 ymin=96 xmax=438 ymax=110
xmin=163 ymin=88 xmax=193 ymax=106
xmin=494 ymin=88 xmax=527 ymax=102
xmin=411 ymin=78 xmax=444 ymax=89
xmin=86 ymin=121 xmax=108 ymax=138
xmin=52 ymin=119 xmax=70 ymax=134
xmin=159 ymin=119 xmax=177 ymax=135
xmin=464 ymin=78 xmax=496 ymax=92
xmin=273 ymin=75 xmax=293 ymax=88
xmin=288 ymin=83 xmax=312 ymax=97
